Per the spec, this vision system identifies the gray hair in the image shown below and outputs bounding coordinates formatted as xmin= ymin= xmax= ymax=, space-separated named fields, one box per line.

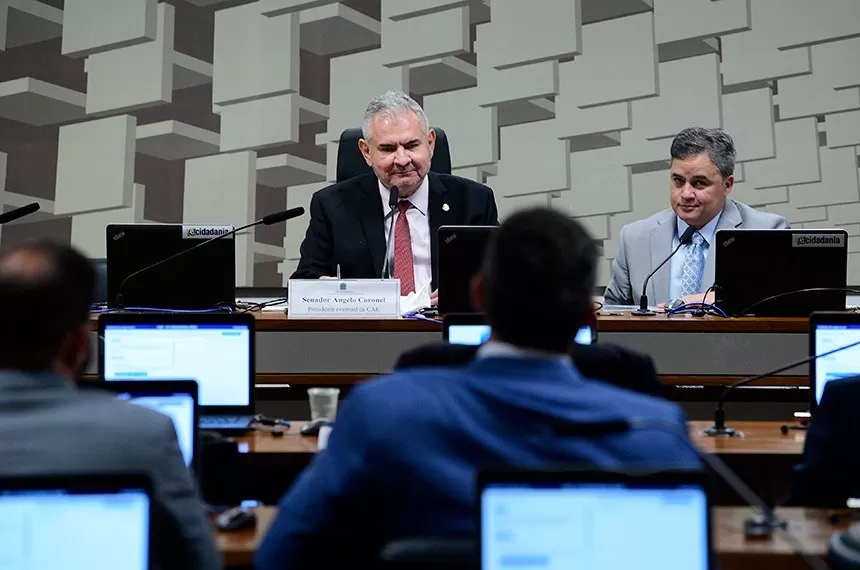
xmin=361 ymin=91 xmax=430 ymax=140
xmin=670 ymin=127 xmax=736 ymax=179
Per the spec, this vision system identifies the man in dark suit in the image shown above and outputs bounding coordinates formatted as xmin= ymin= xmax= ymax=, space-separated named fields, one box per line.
xmin=394 ymin=339 xmax=664 ymax=398
xmin=0 ymin=242 xmax=219 ymax=570
xmin=256 ymin=208 xmax=698 ymax=570
xmin=292 ymin=91 xmax=498 ymax=305
xmin=787 ymin=376 xmax=860 ymax=507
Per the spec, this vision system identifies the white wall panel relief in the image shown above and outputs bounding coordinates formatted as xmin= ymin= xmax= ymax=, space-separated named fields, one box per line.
xmin=279 ymin=180 xmax=325 ymax=284
xmin=1 ymin=0 xmax=63 ymax=52
xmin=479 ymin=0 xmax=582 ymax=70
xmin=558 ymin=146 xmax=631 ymax=217
xmin=722 ymin=88 xmax=776 ymax=162
xmin=54 ymin=115 xmax=136 ymax=216
xmin=380 ymin=3 xmax=469 ymax=68
xmin=789 ymin=146 xmax=860 ymax=209
xmin=259 ymin=0 xmax=341 ymax=17
xmin=563 ymin=12 xmax=658 ymax=109
xmin=84 ymin=2 xmax=173 ymax=115
xmin=825 ymin=110 xmax=860 ymax=149
xmin=219 ymin=93 xmax=301 ymax=153
xmin=299 ymin=3 xmax=380 ymax=57
xmin=653 ymin=0 xmax=750 ymax=45
xmin=184 ymin=152 xmax=257 ymax=287
xmin=422 ymin=87 xmax=498 ymax=169
xmin=70 ymin=183 xmax=145 ymax=258
xmin=62 ymin=0 xmax=157 ymax=58
xmin=492 ymin=120 xmax=571 ymax=198
xmin=488 ymin=190 xmax=551 ymax=222
xmin=776 ymin=38 xmax=860 ymax=121
xmin=213 ymin=3 xmax=300 ymax=106
xmin=0 ymin=78 xmax=86 ymax=126
xmin=744 ymin=118 xmax=821 ymax=190
xmin=604 ymin=169 xmax=672 ymax=260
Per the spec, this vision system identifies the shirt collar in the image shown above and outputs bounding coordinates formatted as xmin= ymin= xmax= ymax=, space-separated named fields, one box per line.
xmin=379 ymin=175 xmax=429 ymax=217
xmin=476 ymin=340 xmax=571 ymax=363
xmin=677 ymin=208 xmax=723 ymax=246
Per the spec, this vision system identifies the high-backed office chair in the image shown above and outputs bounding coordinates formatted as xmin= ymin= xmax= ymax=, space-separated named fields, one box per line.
xmin=90 ymin=258 xmax=108 ymax=305
xmin=336 ymin=127 xmax=453 ymax=183
xmin=378 ymin=539 xmax=475 ymax=569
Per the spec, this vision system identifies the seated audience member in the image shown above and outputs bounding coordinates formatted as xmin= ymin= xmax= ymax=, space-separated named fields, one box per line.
xmin=0 ymin=242 xmax=219 ymax=570
xmin=394 ymin=336 xmax=664 ymax=398
xmin=255 ymin=208 xmax=700 ymax=570
xmin=788 ymin=376 xmax=860 ymax=507
xmin=604 ymin=127 xmax=789 ymax=307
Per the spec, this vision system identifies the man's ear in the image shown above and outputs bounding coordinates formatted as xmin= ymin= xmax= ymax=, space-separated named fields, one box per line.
xmin=428 ymin=128 xmax=436 ymax=159
xmin=56 ymin=324 xmax=90 ymax=378
xmin=469 ymin=274 xmax=485 ymax=313
xmin=723 ymin=174 xmax=734 ymax=196
xmin=358 ymin=138 xmax=372 ymax=167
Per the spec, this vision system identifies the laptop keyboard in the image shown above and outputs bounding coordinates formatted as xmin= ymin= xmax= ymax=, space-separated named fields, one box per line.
xmin=201 ymin=416 xmax=248 ymax=425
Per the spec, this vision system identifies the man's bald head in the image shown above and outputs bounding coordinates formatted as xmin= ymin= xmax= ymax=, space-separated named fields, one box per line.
xmin=0 ymin=242 xmax=95 ymax=371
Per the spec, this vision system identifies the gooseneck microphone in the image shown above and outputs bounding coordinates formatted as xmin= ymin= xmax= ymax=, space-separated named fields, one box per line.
xmin=0 ymin=202 xmax=40 ymax=225
xmin=380 ymin=186 xmax=399 ymax=279
xmin=704 ymin=337 xmax=860 ymax=437
xmin=633 ymin=225 xmax=697 ymax=316
xmin=115 ymin=207 xmax=304 ymax=310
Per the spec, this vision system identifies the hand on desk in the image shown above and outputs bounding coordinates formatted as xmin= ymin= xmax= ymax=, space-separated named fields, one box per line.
xmin=658 ymin=291 xmax=715 ymax=309
xmin=430 ymin=289 xmax=438 ymax=306
xmin=318 ymin=276 xmax=338 ymax=280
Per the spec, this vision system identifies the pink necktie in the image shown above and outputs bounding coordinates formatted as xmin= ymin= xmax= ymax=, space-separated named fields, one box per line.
xmin=394 ymin=201 xmax=415 ymax=295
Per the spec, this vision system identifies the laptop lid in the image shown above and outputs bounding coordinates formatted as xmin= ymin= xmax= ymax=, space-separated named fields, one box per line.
xmin=479 ymin=469 xmax=710 ymax=570
xmin=714 ymin=229 xmax=848 ymax=317
xmin=809 ymin=311 xmax=860 ymax=414
xmin=443 ymin=313 xmax=597 ymax=346
xmin=0 ymin=473 xmax=152 ymax=570
xmin=105 ymin=380 xmax=199 ymax=473
xmin=106 ymin=223 xmax=236 ymax=311
xmin=437 ymin=226 xmax=497 ymax=314
xmin=98 ymin=312 xmax=255 ymax=417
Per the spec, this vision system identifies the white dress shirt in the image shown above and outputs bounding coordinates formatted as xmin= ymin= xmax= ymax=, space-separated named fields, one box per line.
xmin=668 ymin=210 xmax=723 ymax=300
xmin=379 ymin=176 xmax=432 ymax=294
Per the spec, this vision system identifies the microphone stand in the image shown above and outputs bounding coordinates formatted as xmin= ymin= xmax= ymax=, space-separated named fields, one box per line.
xmin=380 ymin=186 xmax=399 ymax=279
xmin=633 ymin=225 xmax=697 ymax=316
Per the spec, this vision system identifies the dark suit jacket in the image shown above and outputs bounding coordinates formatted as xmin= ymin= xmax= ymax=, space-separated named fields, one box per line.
xmin=394 ymin=341 xmax=664 ymax=398
xmin=291 ymin=172 xmax=498 ymax=289
xmin=0 ymin=371 xmax=219 ymax=570
xmin=787 ymin=376 xmax=860 ymax=507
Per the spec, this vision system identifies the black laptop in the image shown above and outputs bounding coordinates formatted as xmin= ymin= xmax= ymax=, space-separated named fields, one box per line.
xmin=479 ymin=468 xmax=711 ymax=570
xmin=106 ymin=223 xmax=236 ymax=310
xmin=713 ymin=228 xmax=848 ymax=317
xmin=98 ymin=312 xmax=255 ymax=433
xmin=437 ymin=225 xmax=497 ymax=314
xmin=0 ymin=473 xmax=152 ymax=570
xmin=105 ymin=380 xmax=200 ymax=473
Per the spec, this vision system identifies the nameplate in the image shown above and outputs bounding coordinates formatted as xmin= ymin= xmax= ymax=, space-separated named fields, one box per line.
xmin=288 ymin=279 xmax=401 ymax=319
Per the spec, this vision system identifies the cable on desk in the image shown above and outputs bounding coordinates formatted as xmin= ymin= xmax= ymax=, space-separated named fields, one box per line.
xmin=239 ymin=298 xmax=287 ymax=313
xmin=667 ymin=302 xmax=728 ymax=318
xmin=738 ymin=287 xmax=860 ymax=316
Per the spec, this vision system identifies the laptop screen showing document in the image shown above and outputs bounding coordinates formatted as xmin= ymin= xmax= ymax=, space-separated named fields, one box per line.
xmin=0 ymin=475 xmax=151 ymax=570
xmin=809 ymin=312 xmax=860 ymax=412
xmin=99 ymin=313 xmax=254 ymax=413
xmin=479 ymin=470 xmax=710 ymax=570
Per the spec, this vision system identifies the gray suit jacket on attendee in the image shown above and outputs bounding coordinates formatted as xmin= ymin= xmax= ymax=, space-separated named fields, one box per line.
xmin=604 ymin=200 xmax=789 ymax=306
xmin=0 ymin=371 xmax=220 ymax=570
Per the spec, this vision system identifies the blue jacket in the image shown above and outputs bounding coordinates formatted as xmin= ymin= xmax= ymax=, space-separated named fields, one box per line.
xmin=255 ymin=356 xmax=700 ymax=569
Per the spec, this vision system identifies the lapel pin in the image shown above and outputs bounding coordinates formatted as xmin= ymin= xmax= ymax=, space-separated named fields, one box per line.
xmin=442 ymin=203 xmax=450 ymax=212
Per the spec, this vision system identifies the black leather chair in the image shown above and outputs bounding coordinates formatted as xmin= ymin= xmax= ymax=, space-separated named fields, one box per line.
xmin=336 ymin=127 xmax=453 ymax=183
xmin=90 ymin=258 xmax=108 ymax=305
xmin=378 ymin=539 xmax=475 ymax=569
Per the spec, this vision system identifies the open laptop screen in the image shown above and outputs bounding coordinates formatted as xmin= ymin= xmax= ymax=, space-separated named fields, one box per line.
xmin=481 ymin=480 xmax=708 ymax=570
xmin=0 ymin=484 xmax=149 ymax=570
xmin=116 ymin=392 xmax=195 ymax=467
xmin=812 ymin=323 xmax=860 ymax=408
xmin=447 ymin=324 xmax=593 ymax=346
xmin=102 ymin=323 xmax=251 ymax=407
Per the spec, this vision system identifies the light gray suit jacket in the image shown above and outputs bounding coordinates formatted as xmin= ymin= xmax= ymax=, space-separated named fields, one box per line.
xmin=604 ymin=200 xmax=790 ymax=306
xmin=0 ymin=371 xmax=220 ymax=570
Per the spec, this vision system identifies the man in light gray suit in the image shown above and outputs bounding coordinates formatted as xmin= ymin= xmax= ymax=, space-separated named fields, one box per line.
xmin=0 ymin=242 xmax=220 ymax=570
xmin=604 ymin=127 xmax=789 ymax=307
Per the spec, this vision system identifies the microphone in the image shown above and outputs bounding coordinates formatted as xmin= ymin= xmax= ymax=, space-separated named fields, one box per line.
xmin=115 ymin=207 xmax=304 ymax=310
xmin=633 ymin=225 xmax=697 ymax=316
xmin=704 ymin=337 xmax=860 ymax=437
xmin=380 ymin=186 xmax=399 ymax=279
xmin=0 ymin=203 xmax=40 ymax=225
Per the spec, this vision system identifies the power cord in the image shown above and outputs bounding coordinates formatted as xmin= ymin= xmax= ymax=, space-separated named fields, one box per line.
xmin=738 ymin=287 xmax=860 ymax=316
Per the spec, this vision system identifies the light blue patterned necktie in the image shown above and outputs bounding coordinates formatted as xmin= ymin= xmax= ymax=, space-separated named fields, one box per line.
xmin=679 ymin=231 xmax=705 ymax=297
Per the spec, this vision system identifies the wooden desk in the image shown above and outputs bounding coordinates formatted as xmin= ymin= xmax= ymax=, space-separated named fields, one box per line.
xmin=216 ymin=506 xmax=849 ymax=569
xmin=86 ymin=312 xmax=812 ymax=388
xmin=235 ymin=420 xmax=806 ymax=463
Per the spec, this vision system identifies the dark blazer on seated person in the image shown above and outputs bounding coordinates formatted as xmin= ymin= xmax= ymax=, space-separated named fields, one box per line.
xmin=787 ymin=375 xmax=860 ymax=507
xmin=0 ymin=370 xmax=220 ymax=570
xmin=394 ymin=341 xmax=664 ymax=398
xmin=255 ymin=346 xmax=699 ymax=570
xmin=291 ymin=172 xmax=498 ymax=288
